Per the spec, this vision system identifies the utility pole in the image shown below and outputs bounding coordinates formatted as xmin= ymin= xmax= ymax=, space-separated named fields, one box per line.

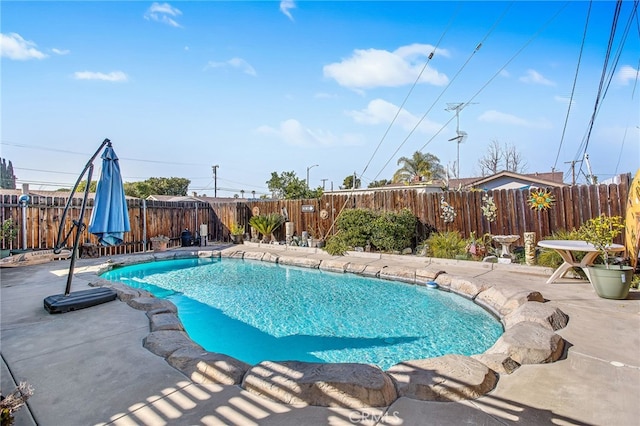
xmin=321 ymin=178 xmax=328 ymax=190
xmin=212 ymin=165 xmax=219 ymax=197
xmin=564 ymin=160 xmax=582 ymax=186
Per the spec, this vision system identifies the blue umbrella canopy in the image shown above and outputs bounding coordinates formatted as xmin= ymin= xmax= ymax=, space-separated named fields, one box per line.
xmin=88 ymin=144 xmax=130 ymax=246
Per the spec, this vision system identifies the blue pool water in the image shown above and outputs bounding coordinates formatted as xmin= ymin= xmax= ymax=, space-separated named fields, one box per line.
xmin=102 ymin=258 xmax=503 ymax=370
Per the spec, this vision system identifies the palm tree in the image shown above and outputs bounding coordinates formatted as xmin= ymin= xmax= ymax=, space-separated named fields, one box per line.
xmin=393 ymin=151 xmax=445 ymax=184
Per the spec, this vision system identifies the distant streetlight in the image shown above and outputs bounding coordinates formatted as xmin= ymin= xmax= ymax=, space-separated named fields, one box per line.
xmin=251 ymin=190 xmax=256 ymax=199
xmin=306 ymin=164 xmax=319 ymax=188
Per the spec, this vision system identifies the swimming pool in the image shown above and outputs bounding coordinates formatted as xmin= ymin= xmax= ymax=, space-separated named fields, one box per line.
xmin=102 ymin=257 xmax=503 ymax=370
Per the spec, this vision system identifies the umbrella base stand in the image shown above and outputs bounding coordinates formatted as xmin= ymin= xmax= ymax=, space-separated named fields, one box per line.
xmin=44 ymin=288 xmax=117 ymax=314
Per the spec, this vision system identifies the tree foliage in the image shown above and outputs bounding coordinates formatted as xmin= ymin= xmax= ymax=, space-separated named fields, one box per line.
xmin=0 ymin=158 xmax=17 ymax=189
xmin=393 ymin=151 xmax=445 ymax=183
xmin=368 ymin=179 xmax=391 ymax=188
xmin=477 ymin=140 xmax=528 ymax=176
xmin=266 ymin=171 xmax=322 ymax=199
xmin=124 ymin=177 xmax=190 ymax=198
xmin=342 ymin=174 xmax=361 ymax=189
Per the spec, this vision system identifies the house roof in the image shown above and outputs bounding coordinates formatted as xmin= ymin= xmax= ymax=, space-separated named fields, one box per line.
xmin=448 ymin=170 xmax=565 ymax=190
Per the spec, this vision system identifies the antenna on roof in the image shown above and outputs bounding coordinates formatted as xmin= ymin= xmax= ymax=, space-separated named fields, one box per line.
xmin=445 ymin=102 xmax=477 ymax=178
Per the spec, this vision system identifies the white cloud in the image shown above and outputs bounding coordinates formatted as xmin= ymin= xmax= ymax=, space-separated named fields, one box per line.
xmin=323 ymin=43 xmax=449 ymax=90
xmin=144 ymin=2 xmax=182 ymax=28
xmin=0 ymin=33 xmax=47 ymax=60
xmin=205 ymin=57 xmax=256 ymax=76
xmin=346 ymin=98 xmax=441 ymax=134
xmin=499 ymin=69 xmax=510 ymax=78
xmin=256 ymin=119 xmax=363 ymax=147
xmin=73 ymin=71 xmax=128 ymax=82
xmin=280 ymin=0 xmax=296 ymax=21
xmin=519 ymin=69 xmax=555 ymax=86
xmin=478 ymin=110 xmax=552 ymax=128
xmin=52 ymin=48 xmax=70 ymax=55
xmin=616 ymin=65 xmax=639 ymax=85
xmin=554 ymin=95 xmax=575 ymax=106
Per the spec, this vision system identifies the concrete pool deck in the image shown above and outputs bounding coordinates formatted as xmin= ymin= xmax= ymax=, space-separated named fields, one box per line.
xmin=1 ymin=244 xmax=639 ymax=425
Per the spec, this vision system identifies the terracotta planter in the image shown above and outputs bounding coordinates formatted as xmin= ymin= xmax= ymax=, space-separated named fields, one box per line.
xmin=587 ymin=265 xmax=633 ymax=299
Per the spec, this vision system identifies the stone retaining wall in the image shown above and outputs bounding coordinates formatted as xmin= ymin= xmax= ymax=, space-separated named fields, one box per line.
xmin=89 ymin=248 xmax=568 ymax=408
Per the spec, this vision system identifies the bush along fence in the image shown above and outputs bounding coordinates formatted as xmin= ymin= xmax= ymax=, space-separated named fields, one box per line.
xmin=0 ymin=177 xmax=630 ymax=256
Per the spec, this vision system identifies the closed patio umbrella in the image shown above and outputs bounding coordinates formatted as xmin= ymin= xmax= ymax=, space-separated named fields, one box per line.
xmin=88 ymin=144 xmax=130 ymax=246
xmin=44 ymin=138 xmax=126 ymax=313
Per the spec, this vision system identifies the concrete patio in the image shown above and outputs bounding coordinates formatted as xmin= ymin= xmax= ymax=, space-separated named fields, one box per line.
xmin=1 ymin=244 xmax=638 ymax=425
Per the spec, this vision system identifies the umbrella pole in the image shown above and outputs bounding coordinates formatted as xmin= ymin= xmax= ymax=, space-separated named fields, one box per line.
xmin=63 ymin=164 xmax=94 ymax=296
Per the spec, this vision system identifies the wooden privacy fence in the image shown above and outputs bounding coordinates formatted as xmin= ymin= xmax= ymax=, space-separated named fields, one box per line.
xmin=0 ymin=177 xmax=630 ymax=254
xmin=0 ymin=195 xmax=217 ymax=255
xmin=213 ymin=179 xmax=630 ymax=246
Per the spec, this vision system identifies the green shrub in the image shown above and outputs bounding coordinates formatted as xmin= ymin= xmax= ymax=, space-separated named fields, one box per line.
xmin=324 ymin=234 xmax=351 ymax=256
xmin=371 ymin=209 xmax=417 ymax=252
xmin=323 ymin=208 xmax=417 ymax=255
xmin=425 ymin=231 xmax=467 ymax=259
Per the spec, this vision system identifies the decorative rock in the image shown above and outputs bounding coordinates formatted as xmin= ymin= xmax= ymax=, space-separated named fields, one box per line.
xmin=225 ymin=250 xmax=245 ymax=259
xmin=472 ymin=353 xmax=521 ymax=375
xmin=149 ymin=312 xmax=184 ymax=331
xmin=197 ymin=250 xmax=220 ymax=258
xmin=476 ymin=287 xmax=544 ymax=317
xmin=486 ymin=322 xmax=565 ymax=364
xmin=117 ymin=254 xmax=155 ymax=266
xmin=242 ymin=361 xmax=397 ymax=408
xmin=261 ymin=252 xmax=279 ymax=263
xmin=167 ymin=347 xmax=250 ymax=385
xmin=153 ymin=252 xmax=176 ymax=261
xmin=387 ymin=354 xmax=497 ymax=401
xmin=434 ymin=273 xmax=453 ymax=289
xmin=379 ymin=266 xmax=415 ymax=284
xmin=174 ymin=251 xmax=197 ymax=259
xmin=401 ymin=248 xmax=413 ymax=255
xmin=146 ymin=305 xmax=178 ymax=317
xmin=504 ymin=302 xmax=569 ymax=331
xmin=319 ymin=259 xmax=349 ymax=273
xmin=449 ymin=276 xmax=492 ymax=299
xmin=278 ymin=256 xmax=321 ymax=269
xmin=415 ymin=268 xmax=445 ymax=283
xmin=345 ymin=263 xmax=367 ymax=274
xmin=243 ymin=251 xmax=265 ymax=261
xmin=127 ymin=297 xmax=176 ymax=312
xmin=360 ymin=265 xmax=382 ymax=278
xmin=143 ymin=330 xmax=203 ymax=358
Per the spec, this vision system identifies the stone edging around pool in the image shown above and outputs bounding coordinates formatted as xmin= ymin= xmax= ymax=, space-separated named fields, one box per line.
xmin=88 ymin=248 xmax=568 ymax=409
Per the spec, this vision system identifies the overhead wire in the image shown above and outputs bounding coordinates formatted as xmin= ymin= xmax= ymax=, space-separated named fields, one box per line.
xmin=414 ymin=2 xmax=571 ymax=158
xmin=322 ymin=2 xmax=465 ymax=240
xmin=359 ymin=3 xmax=461 ymax=180
xmin=572 ymin=0 xmax=623 ymax=178
xmin=615 ymin=5 xmax=640 ymax=175
xmin=553 ymin=0 xmax=593 ymax=171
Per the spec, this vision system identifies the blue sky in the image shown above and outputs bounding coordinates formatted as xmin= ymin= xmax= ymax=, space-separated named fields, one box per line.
xmin=2 ymin=1 xmax=639 ymax=196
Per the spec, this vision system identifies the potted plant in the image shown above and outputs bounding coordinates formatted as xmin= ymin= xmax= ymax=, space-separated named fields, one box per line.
xmin=150 ymin=235 xmax=170 ymax=252
xmin=579 ymin=214 xmax=633 ymax=299
xmin=249 ymin=213 xmax=284 ymax=243
xmin=230 ymin=223 xmax=245 ymax=244
xmin=1 ymin=218 xmax=18 ymax=259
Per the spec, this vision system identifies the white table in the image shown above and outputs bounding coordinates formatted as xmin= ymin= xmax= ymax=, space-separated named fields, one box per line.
xmin=537 ymin=240 xmax=625 ymax=284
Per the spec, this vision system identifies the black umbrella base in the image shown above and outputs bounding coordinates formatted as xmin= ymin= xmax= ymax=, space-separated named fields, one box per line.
xmin=44 ymin=288 xmax=117 ymax=314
